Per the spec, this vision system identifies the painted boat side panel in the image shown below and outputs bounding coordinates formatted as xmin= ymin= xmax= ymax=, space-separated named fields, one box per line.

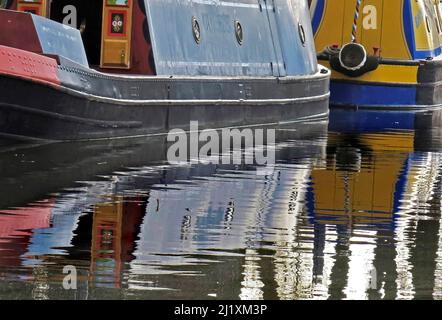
xmin=409 ymin=0 xmax=442 ymax=58
xmin=313 ymin=0 xmax=411 ymax=59
xmin=269 ymin=0 xmax=318 ymax=75
xmin=310 ymin=0 xmax=324 ymax=35
xmin=319 ymin=60 xmax=419 ymax=84
xmin=330 ymin=82 xmax=417 ymax=106
xmin=145 ymin=0 xmax=278 ymax=77
xmin=321 ymin=56 xmax=442 ymax=108
xmin=0 ymin=10 xmax=88 ymax=67
xmin=0 ymin=10 xmax=43 ymax=54
xmin=144 ymin=0 xmax=317 ymax=76
xmin=312 ymin=0 xmax=442 ymax=60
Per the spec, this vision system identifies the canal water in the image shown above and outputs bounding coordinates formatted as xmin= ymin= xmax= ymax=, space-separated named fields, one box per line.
xmin=0 ymin=109 xmax=442 ymax=300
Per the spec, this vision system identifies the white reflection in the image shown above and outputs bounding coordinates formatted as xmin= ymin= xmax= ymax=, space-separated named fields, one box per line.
xmin=312 ymin=225 xmax=337 ymax=299
xmin=433 ymin=204 xmax=442 ymax=299
xmin=395 ymin=153 xmax=442 ymax=299
xmin=432 ymin=157 xmax=442 ymax=299
xmin=344 ymin=230 xmax=377 ymax=300
xmin=239 ymin=248 xmax=264 ymax=300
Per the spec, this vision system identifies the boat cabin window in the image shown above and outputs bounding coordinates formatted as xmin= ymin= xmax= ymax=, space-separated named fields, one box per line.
xmin=14 ymin=0 xmax=155 ymax=75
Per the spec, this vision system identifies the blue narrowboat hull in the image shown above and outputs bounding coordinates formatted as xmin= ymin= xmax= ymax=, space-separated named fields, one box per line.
xmin=328 ymin=59 xmax=442 ymax=110
xmin=329 ymin=81 xmax=419 ymax=109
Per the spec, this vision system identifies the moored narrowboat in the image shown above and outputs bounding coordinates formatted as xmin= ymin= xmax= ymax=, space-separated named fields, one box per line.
xmin=310 ymin=0 xmax=442 ymax=109
xmin=0 ymin=0 xmax=330 ymax=142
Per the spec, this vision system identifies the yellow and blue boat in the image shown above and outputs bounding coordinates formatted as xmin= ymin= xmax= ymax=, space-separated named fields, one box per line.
xmin=310 ymin=0 xmax=442 ymax=109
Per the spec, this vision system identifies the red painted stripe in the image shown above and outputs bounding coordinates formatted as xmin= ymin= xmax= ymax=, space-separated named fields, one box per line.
xmin=0 ymin=45 xmax=60 ymax=85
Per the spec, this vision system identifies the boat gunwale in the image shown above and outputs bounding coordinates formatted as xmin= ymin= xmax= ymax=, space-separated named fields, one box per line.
xmin=63 ymin=65 xmax=331 ymax=84
xmin=0 ymin=71 xmax=330 ymax=106
xmin=318 ymin=55 xmax=422 ymax=67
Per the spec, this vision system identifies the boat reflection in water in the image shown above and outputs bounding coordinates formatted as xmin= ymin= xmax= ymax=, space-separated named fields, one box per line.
xmin=0 ymin=112 xmax=442 ymax=300
xmin=317 ymin=108 xmax=442 ymax=300
xmin=0 ymin=121 xmax=328 ymax=299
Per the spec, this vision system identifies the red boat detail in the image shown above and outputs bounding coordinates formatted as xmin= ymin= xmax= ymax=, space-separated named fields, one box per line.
xmin=0 ymin=45 xmax=60 ymax=85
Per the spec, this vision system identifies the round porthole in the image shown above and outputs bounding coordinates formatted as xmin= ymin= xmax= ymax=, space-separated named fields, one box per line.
xmin=298 ymin=23 xmax=306 ymax=46
xmin=0 ymin=0 xmax=12 ymax=9
xmin=235 ymin=20 xmax=244 ymax=45
xmin=192 ymin=16 xmax=201 ymax=44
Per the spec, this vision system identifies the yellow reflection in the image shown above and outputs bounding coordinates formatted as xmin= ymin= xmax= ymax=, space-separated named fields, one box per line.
xmin=311 ymin=131 xmax=415 ymax=225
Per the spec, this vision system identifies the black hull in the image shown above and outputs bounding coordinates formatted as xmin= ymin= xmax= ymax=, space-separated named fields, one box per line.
xmin=0 ymin=72 xmax=329 ymax=141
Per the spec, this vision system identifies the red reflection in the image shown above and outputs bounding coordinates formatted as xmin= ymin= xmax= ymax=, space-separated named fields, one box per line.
xmin=0 ymin=199 xmax=54 ymax=266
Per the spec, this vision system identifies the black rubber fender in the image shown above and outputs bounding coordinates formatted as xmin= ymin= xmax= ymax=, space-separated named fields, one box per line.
xmin=330 ymin=53 xmax=380 ymax=77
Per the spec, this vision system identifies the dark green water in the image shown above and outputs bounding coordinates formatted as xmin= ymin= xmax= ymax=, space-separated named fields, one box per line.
xmin=0 ymin=109 xmax=442 ymax=300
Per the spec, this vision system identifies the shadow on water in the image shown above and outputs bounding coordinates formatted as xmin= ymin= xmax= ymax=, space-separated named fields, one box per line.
xmin=0 ymin=109 xmax=442 ymax=300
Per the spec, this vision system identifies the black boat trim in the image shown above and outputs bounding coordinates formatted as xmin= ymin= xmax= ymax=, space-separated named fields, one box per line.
xmin=61 ymin=87 xmax=331 ymax=106
xmin=1 ymin=72 xmax=330 ymax=106
xmin=318 ymin=55 xmax=422 ymax=66
xmin=0 ymin=102 xmax=143 ymax=128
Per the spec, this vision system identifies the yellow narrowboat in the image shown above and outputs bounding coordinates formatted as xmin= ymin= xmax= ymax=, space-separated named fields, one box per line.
xmin=310 ymin=0 xmax=442 ymax=109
